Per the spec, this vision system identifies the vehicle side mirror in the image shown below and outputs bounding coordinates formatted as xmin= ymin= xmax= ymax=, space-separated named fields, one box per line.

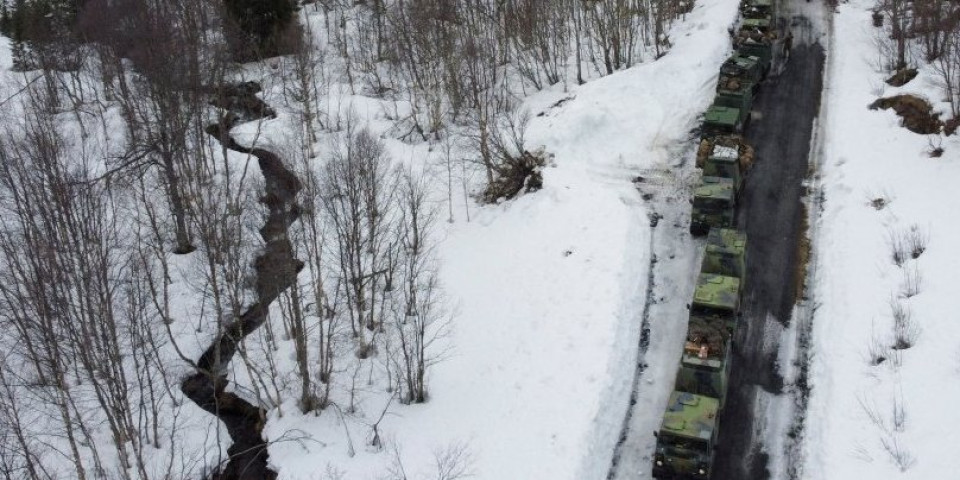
xmin=653 ymin=431 xmax=659 ymax=438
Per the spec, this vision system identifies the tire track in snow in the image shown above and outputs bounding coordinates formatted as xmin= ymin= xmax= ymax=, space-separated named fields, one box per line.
xmin=606 ymin=163 xmax=704 ymax=480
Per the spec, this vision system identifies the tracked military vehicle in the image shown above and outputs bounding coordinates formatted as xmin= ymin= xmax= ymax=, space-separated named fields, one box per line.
xmin=696 ymin=135 xmax=754 ymax=198
xmin=716 ymin=54 xmax=760 ymax=115
xmin=719 ymin=53 xmax=762 ymax=91
xmin=675 ymin=316 xmax=732 ymax=404
xmin=702 ymin=104 xmax=749 ymax=137
xmin=736 ymin=17 xmax=785 ymax=76
xmin=691 ymin=273 xmax=741 ymax=332
xmin=690 ymin=177 xmax=734 ymax=236
xmin=653 ymin=392 xmax=720 ymax=478
xmin=701 ymin=228 xmax=748 ymax=281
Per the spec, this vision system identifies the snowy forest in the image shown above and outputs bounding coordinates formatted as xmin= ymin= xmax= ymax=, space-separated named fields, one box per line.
xmin=0 ymin=0 xmax=696 ymax=478
xmin=5 ymin=0 xmax=960 ymax=477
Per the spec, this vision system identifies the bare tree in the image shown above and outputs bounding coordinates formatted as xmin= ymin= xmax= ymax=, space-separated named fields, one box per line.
xmin=581 ymin=0 xmax=644 ymax=75
xmin=321 ymin=124 xmax=399 ymax=358
xmin=285 ymin=18 xmax=327 ymax=157
xmin=935 ymin=28 xmax=960 ymax=118
xmin=389 ymin=169 xmax=449 ymax=404
xmin=385 ymin=441 xmax=474 ymax=480
xmin=82 ymin=0 xmax=230 ymax=255
xmin=502 ymin=0 xmax=571 ymax=89
xmin=911 ymin=0 xmax=959 ymax=62
xmin=877 ymin=0 xmax=912 ymax=70
xmin=292 ymin=141 xmax=342 ymax=409
xmin=0 ymin=84 xmax=191 ymax=480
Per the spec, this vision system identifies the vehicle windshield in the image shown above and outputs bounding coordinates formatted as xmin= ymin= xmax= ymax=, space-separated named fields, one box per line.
xmin=691 ymin=304 xmax=734 ymax=317
xmin=693 ymin=197 xmax=729 ymax=213
xmin=739 ymin=44 xmax=767 ymax=57
xmin=682 ymin=358 xmax=723 ymax=371
xmin=659 ymin=433 xmax=711 ymax=456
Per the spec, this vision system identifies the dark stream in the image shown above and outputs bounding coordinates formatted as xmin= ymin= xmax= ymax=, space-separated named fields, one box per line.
xmin=181 ymin=85 xmax=302 ymax=480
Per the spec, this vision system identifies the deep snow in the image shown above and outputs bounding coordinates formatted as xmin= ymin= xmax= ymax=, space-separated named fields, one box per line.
xmin=802 ymin=0 xmax=960 ymax=478
xmin=265 ymin=1 xmax=742 ymax=478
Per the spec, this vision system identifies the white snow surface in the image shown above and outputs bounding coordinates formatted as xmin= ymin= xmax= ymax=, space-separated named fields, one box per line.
xmin=265 ymin=1 xmax=740 ymax=478
xmin=804 ymin=0 xmax=960 ymax=478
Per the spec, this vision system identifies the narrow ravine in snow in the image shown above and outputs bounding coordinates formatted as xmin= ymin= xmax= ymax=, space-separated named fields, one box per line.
xmin=181 ymin=86 xmax=303 ymax=480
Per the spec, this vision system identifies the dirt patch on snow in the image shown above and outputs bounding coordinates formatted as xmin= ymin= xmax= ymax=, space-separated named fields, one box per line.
xmin=885 ymin=68 xmax=917 ymax=87
xmin=481 ymin=149 xmax=547 ymax=204
xmin=869 ymin=94 xmax=942 ymax=135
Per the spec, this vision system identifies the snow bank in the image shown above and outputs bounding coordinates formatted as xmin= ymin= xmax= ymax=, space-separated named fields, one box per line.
xmin=804 ymin=0 xmax=960 ymax=478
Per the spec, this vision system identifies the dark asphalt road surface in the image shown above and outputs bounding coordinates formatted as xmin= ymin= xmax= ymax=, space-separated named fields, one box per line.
xmin=710 ymin=17 xmax=825 ymax=480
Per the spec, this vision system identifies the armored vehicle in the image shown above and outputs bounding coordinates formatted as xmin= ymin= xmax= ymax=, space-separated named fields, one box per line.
xmin=702 ymin=102 xmax=749 ymax=137
xmin=691 ymin=273 xmax=741 ymax=332
xmin=653 ymin=392 xmax=720 ymax=478
xmin=696 ymin=135 xmax=754 ymax=197
xmin=736 ymin=17 xmax=784 ymax=75
xmin=690 ymin=176 xmax=734 ymax=236
xmin=719 ymin=53 xmax=762 ymax=91
xmin=702 ymin=228 xmax=748 ymax=282
xmin=675 ymin=316 xmax=732 ymax=404
xmin=716 ymin=54 xmax=760 ymax=113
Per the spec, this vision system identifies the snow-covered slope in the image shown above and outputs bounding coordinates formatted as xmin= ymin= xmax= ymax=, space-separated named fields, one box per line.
xmin=0 ymin=0 xmax=742 ymax=478
xmin=804 ymin=0 xmax=960 ymax=478
xmin=265 ymin=1 xmax=740 ymax=478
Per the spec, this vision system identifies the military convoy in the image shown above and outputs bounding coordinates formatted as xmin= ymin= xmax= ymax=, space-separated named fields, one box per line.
xmin=701 ymin=41 xmax=765 ymax=136
xmin=652 ymin=0 xmax=787 ymax=476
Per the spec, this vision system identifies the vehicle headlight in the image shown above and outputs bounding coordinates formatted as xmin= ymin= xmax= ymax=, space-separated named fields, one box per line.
xmin=656 ymin=461 xmax=663 ymax=466
xmin=699 ymin=468 xmax=707 ymax=475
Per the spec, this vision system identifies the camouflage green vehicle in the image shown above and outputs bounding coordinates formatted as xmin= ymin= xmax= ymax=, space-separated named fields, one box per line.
xmin=691 ymin=136 xmax=753 ymax=236
xmin=653 ymin=392 xmax=720 ymax=478
xmin=702 ymin=104 xmax=748 ymax=137
xmin=697 ymin=135 xmax=754 ymax=197
xmin=673 ymin=230 xmax=746 ymax=405
xmin=689 ymin=176 xmax=734 ymax=236
xmin=736 ymin=17 xmax=786 ymax=76
xmin=702 ymin=228 xmax=748 ymax=282
xmin=715 ymin=55 xmax=759 ymax=116
xmin=719 ymin=53 xmax=761 ymax=94
xmin=675 ymin=316 xmax=732 ymax=404
xmin=691 ymin=272 xmax=741 ymax=332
